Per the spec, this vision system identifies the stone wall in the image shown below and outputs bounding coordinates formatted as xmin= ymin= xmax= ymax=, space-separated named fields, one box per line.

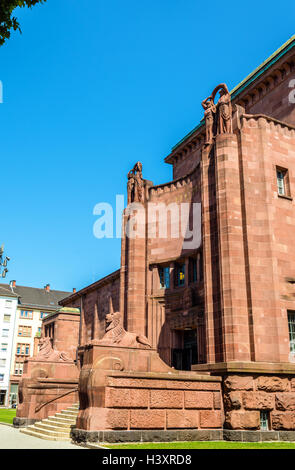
xmin=224 ymin=374 xmax=295 ymax=431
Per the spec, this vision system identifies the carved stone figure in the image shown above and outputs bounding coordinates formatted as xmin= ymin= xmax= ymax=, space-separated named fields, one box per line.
xmin=213 ymin=83 xmax=232 ymax=134
xmin=96 ymin=311 xmax=151 ymax=349
xmin=202 ymin=95 xmax=216 ymax=144
xmin=35 ymin=336 xmax=72 ymax=362
xmin=127 ymin=161 xmax=144 ymax=204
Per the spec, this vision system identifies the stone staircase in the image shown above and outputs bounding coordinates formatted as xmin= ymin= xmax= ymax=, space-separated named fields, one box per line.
xmin=20 ymin=403 xmax=79 ymax=441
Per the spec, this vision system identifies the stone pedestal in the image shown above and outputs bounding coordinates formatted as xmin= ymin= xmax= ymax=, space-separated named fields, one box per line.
xmin=14 ymin=359 xmax=79 ymax=427
xmin=73 ymin=344 xmax=223 ymax=443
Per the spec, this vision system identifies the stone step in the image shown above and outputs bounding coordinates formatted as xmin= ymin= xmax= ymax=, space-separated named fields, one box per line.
xmin=19 ymin=403 xmax=79 ymax=442
xmin=48 ymin=413 xmax=77 ymax=421
xmin=20 ymin=428 xmax=71 ymax=442
xmin=45 ymin=417 xmax=76 ymax=428
xmin=33 ymin=422 xmax=72 ymax=433
xmin=60 ymin=410 xmax=78 ymax=416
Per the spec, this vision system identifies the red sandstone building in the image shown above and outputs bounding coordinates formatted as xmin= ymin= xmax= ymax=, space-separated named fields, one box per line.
xmin=15 ymin=36 xmax=295 ymax=443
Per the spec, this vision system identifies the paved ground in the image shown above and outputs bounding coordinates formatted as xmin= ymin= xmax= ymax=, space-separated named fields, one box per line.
xmin=0 ymin=424 xmax=86 ymax=449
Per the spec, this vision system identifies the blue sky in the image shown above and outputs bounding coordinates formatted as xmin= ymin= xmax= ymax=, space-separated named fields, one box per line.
xmin=0 ymin=0 xmax=294 ymax=292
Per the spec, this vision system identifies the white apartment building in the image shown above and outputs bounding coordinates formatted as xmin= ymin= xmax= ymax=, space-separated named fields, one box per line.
xmin=0 ymin=286 xmax=18 ymax=406
xmin=0 ymin=282 xmax=71 ymax=406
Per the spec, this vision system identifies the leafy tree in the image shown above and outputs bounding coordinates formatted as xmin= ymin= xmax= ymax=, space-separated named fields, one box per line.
xmin=0 ymin=0 xmax=46 ymax=46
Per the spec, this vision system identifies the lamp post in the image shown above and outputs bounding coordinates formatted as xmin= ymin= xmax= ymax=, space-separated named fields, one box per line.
xmin=0 ymin=244 xmax=10 ymax=278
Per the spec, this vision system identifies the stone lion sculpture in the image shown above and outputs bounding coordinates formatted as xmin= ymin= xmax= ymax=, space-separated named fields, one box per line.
xmin=96 ymin=311 xmax=151 ymax=349
xmin=36 ymin=336 xmax=72 ymax=362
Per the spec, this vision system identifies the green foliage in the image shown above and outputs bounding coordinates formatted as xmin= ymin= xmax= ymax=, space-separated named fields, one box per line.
xmin=0 ymin=0 xmax=47 ymax=46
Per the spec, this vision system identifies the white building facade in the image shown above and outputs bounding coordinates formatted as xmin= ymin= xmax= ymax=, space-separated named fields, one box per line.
xmin=0 ymin=288 xmax=18 ymax=406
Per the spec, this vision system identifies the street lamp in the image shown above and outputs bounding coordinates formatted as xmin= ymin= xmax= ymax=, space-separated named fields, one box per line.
xmin=0 ymin=245 xmax=10 ymax=278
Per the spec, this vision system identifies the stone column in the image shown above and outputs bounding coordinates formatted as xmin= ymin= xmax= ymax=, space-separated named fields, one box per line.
xmin=214 ymin=133 xmax=251 ymax=362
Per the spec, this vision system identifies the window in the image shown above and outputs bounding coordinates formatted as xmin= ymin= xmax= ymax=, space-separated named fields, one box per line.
xmin=288 ymin=311 xmax=295 ymax=354
xmin=175 ymin=263 xmax=185 ymax=287
xmin=0 ymin=374 xmax=4 ymax=382
xmin=1 ymin=344 xmax=7 ymax=352
xmin=16 ymin=343 xmax=30 ymax=356
xmin=40 ymin=312 xmax=48 ymax=320
xmin=20 ymin=311 xmax=33 ymax=319
xmin=5 ymin=300 xmax=12 ymax=309
xmin=277 ymin=167 xmax=290 ymax=197
xmin=3 ymin=315 xmax=11 ymax=323
xmin=14 ymin=362 xmax=24 ymax=375
xmin=189 ymin=258 xmax=198 ymax=284
xmin=159 ymin=266 xmax=170 ymax=289
xmin=260 ymin=411 xmax=269 ymax=431
xmin=2 ymin=329 xmax=9 ymax=337
xmin=0 ymin=359 xmax=6 ymax=367
xmin=18 ymin=325 xmax=32 ymax=337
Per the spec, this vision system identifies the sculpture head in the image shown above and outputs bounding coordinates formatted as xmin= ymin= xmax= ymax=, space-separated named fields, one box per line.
xmin=105 ymin=311 xmax=122 ymax=331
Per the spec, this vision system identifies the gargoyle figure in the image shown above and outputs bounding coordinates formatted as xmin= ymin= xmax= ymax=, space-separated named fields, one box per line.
xmin=97 ymin=311 xmax=151 ymax=349
xmin=36 ymin=336 xmax=72 ymax=362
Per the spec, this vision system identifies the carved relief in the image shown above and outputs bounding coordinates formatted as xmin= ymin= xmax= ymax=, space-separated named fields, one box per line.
xmin=127 ymin=161 xmax=144 ymax=204
xmin=35 ymin=336 xmax=72 ymax=362
xmin=94 ymin=311 xmax=151 ymax=349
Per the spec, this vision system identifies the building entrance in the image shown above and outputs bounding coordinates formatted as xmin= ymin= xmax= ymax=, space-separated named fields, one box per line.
xmin=172 ymin=329 xmax=198 ymax=371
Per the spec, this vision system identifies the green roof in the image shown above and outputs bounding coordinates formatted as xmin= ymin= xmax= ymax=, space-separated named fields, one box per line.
xmin=171 ymin=35 xmax=295 ymax=152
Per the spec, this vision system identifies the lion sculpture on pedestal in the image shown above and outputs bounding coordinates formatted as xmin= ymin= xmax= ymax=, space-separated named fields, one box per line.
xmin=36 ymin=336 xmax=72 ymax=362
xmin=95 ymin=311 xmax=151 ymax=349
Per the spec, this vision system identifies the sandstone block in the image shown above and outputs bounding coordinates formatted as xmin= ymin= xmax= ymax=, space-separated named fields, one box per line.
xmin=271 ymin=412 xmax=295 ymax=430
xmin=224 ymin=376 xmax=254 ymax=391
xmin=275 ymin=393 xmax=295 ymax=411
xmin=184 ymin=391 xmax=213 ymax=409
xmin=130 ymin=410 xmax=165 ymax=429
xmin=225 ymin=411 xmax=260 ymax=430
xmin=257 ymin=376 xmax=289 ymax=392
xmin=166 ymin=410 xmax=199 ymax=429
xmin=242 ymin=391 xmax=274 ymax=410
xmin=224 ymin=392 xmax=242 ymax=410
xmin=199 ymin=410 xmax=222 ymax=429
xmin=105 ymin=388 xmax=149 ymax=408
xmin=150 ymin=390 xmax=183 ymax=409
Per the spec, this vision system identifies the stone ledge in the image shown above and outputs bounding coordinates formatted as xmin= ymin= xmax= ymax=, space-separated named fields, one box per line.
xmin=223 ymin=429 xmax=295 ymax=442
xmin=106 ymin=370 xmax=222 ymax=382
xmin=192 ymin=362 xmax=295 ymax=375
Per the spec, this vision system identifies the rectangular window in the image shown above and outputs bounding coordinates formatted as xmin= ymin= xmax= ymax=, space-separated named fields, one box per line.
xmin=18 ymin=326 xmax=32 ymax=337
xmin=260 ymin=411 xmax=269 ymax=431
xmin=3 ymin=315 xmax=11 ymax=323
xmin=1 ymin=343 xmax=7 ymax=352
xmin=0 ymin=374 xmax=4 ymax=381
xmin=2 ymin=329 xmax=9 ymax=337
xmin=20 ymin=311 xmax=33 ymax=319
xmin=277 ymin=167 xmax=290 ymax=197
xmin=159 ymin=266 xmax=170 ymax=289
xmin=189 ymin=258 xmax=198 ymax=284
xmin=5 ymin=300 xmax=12 ymax=309
xmin=0 ymin=359 xmax=6 ymax=367
xmin=16 ymin=343 xmax=30 ymax=356
xmin=175 ymin=263 xmax=185 ymax=287
xmin=288 ymin=311 xmax=295 ymax=354
xmin=14 ymin=362 xmax=24 ymax=375
xmin=40 ymin=312 xmax=48 ymax=320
